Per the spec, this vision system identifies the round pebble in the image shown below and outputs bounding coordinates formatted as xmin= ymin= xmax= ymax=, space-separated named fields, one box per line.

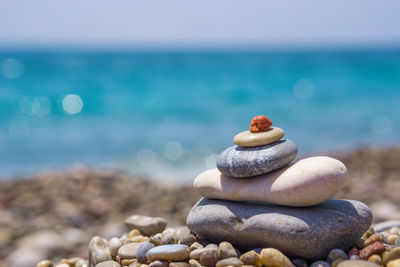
xmin=389 ymin=234 xmax=400 ymax=244
xmin=367 ymin=254 xmax=382 ymax=265
xmin=189 ymin=242 xmax=203 ymax=252
xmin=89 ymin=236 xmax=112 ymax=265
xmin=364 ymin=233 xmax=383 ymax=246
xmin=239 ymin=251 xmax=261 ymax=266
xmin=383 ymin=247 xmax=400 ymax=266
xmin=388 ymin=259 xmax=400 ymax=267
xmin=338 ymin=260 xmax=380 ymax=267
xmin=233 ymin=127 xmax=284 ymax=147
xmin=178 ymin=234 xmax=196 ymax=246
xmin=125 ymin=215 xmax=167 ymax=236
xmin=95 ymin=261 xmax=121 ymax=267
xmin=149 ymin=260 xmax=169 ymax=267
xmin=108 ymin=237 xmax=122 ymax=257
xmin=190 ymin=247 xmax=218 ymax=260
xmin=169 ymin=262 xmax=189 ymax=267
xmin=260 ymin=248 xmax=293 ymax=267
xmin=175 ymin=227 xmax=191 ymax=240
xmin=326 ymin=249 xmax=348 ymax=263
xmin=37 ymin=260 xmax=54 ymax=267
xmin=136 ymin=242 xmax=156 ymax=263
xmin=199 ymin=249 xmax=219 ymax=267
xmin=188 ymin=259 xmax=202 ymax=267
xmin=146 ymin=244 xmax=190 ymax=262
xmin=216 ymin=139 xmax=297 ymax=178
xmin=310 ymin=261 xmax=330 ymax=267
xmin=118 ymin=242 xmax=142 ymax=259
xmin=218 ymin=242 xmax=238 ymax=259
xmin=216 ymin=257 xmax=243 ymax=267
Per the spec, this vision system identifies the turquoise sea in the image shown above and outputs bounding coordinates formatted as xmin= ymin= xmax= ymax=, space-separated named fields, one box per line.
xmin=0 ymin=50 xmax=400 ymax=181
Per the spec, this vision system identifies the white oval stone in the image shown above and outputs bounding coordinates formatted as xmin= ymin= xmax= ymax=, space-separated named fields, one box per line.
xmin=193 ymin=156 xmax=348 ymax=207
xmin=233 ymin=127 xmax=284 ymax=147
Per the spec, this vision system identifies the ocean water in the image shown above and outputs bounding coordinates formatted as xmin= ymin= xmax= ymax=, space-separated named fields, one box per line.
xmin=0 ymin=50 xmax=400 ymax=181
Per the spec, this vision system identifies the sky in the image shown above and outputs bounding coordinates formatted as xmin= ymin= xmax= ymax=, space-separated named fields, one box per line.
xmin=0 ymin=0 xmax=400 ymax=49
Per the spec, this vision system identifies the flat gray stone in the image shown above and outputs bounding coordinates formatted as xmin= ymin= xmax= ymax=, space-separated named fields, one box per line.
xmin=186 ymin=198 xmax=372 ymax=261
xmin=216 ymin=139 xmax=297 ymax=177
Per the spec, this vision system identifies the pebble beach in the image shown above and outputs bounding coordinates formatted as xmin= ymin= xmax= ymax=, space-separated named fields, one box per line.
xmin=1 ymin=133 xmax=400 ymax=266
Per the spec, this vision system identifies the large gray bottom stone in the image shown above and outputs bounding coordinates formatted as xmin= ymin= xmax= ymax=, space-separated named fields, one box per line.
xmin=186 ymin=198 xmax=372 ymax=261
xmin=216 ymin=139 xmax=297 ymax=177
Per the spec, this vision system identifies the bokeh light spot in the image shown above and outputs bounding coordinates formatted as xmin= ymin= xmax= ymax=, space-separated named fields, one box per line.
xmin=1 ymin=58 xmax=24 ymax=79
xmin=62 ymin=94 xmax=83 ymax=115
xmin=164 ymin=142 xmax=183 ymax=161
xmin=293 ymin=79 xmax=314 ymax=99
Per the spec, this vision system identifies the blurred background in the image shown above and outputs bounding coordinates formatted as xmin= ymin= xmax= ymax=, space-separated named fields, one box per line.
xmin=1 ymin=1 xmax=400 ymax=266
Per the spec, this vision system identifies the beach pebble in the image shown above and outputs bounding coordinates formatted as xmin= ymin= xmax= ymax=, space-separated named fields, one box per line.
xmin=338 ymin=260 xmax=380 ymax=267
xmin=388 ymin=259 xmax=400 ymax=267
xmin=364 ymin=234 xmax=383 ymax=246
xmin=76 ymin=260 xmax=89 ymax=267
xmin=216 ymin=139 xmax=297 ymax=177
xmin=373 ymin=220 xmax=400 ymax=232
xmin=310 ymin=261 xmax=330 ymax=267
xmin=359 ymin=242 xmax=385 ymax=259
xmin=349 ymin=255 xmax=360 ymax=260
xmin=190 ymin=247 xmax=218 ymax=260
xmin=125 ymin=215 xmax=167 ymax=236
xmin=189 ymin=242 xmax=203 ymax=252
xmin=178 ymin=234 xmax=196 ymax=246
xmin=239 ymin=251 xmax=261 ymax=266
xmin=292 ymin=258 xmax=308 ymax=267
xmin=37 ymin=260 xmax=54 ymax=267
xmin=218 ymin=242 xmax=238 ymax=259
xmin=260 ymin=248 xmax=294 ymax=267
xmin=196 ymin=156 xmax=348 ymax=207
xmin=95 ymin=261 xmax=121 ymax=267
xmin=249 ymin=115 xmax=272 ymax=133
xmin=199 ymin=249 xmax=220 ymax=267
xmin=188 ymin=259 xmax=202 ymax=267
xmin=161 ymin=232 xmax=176 ymax=245
xmin=169 ymin=263 xmax=189 ymax=267
xmin=216 ymin=257 xmax=243 ymax=267
xmin=187 ymin=198 xmax=372 ymax=260
xmin=175 ymin=227 xmax=191 ymax=240
xmin=149 ymin=261 xmax=169 ymax=267
xmin=326 ymin=249 xmax=348 ymax=263
xmin=388 ymin=234 xmax=399 ymax=244
xmin=367 ymin=254 xmax=382 ymax=265
xmin=108 ymin=238 xmax=122 ymax=257
xmin=233 ymin=127 xmax=284 ymax=147
xmin=118 ymin=242 xmax=142 ymax=259
xmin=54 ymin=264 xmax=69 ymax=267
xmin=146 ymin=244 xmax=190 ymax=262
xmin=383 ymin=247 xmax=400 ymax=265
xmin=89 ymin=236 xmax=112 ymax=265
xmin=150 ymin=234 xmax=162 ymax=246
xmin=331 ymin=259 xmax=344 ymax=267
xmin=136 ymin=242 xmax=155 ymax=263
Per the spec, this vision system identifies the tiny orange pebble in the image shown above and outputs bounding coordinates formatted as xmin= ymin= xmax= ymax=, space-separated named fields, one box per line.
xmin=249 ymin=115 xmax=272 ymax=133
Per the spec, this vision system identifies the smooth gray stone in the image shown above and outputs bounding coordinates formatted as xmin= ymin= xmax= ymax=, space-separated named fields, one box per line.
xmin=373 ymin=220 xmax=400 ymax=232
xmin=186 ymin=198 xmax=372 ymax=261
xmin=216 ymin=139 xmax=297 ymax=177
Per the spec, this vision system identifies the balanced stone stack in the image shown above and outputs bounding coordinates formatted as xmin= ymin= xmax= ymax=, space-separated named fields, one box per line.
xmin=187 ymin=115 xmax=373 ymax=261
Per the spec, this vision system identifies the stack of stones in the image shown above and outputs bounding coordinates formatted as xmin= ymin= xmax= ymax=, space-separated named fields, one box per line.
xmin=187 ymin=115 xmax=373 ymax=262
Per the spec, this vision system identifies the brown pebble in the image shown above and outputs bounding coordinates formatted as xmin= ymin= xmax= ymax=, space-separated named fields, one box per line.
xmin=365 ymin=234 xmax=383 ymax=247
xmin=199 ymin=249 xmax=220 ymax=267
xmin=239 ymin=251 xmax=261 ymax=267
xmin=367 ymin=254 xmax=382 ymax=265
xmin=122 ymin=259 xmax=138 ymax=266
xmin=169 ymin=262 xmax=190 ymax=267
xmin=216 ymin=257 xmax=243 ymax=267
xmin=179 ymin=234 xmax=196 ymax=246
xmin=190 ymin=247 xmax=218 ymax=260
xmin=188 ymin=259 xmax=202 ymax=267
xmin=148 ymin=261 xmax=169 ymax=267
xmin=189 ymin=242 xmax=203 ymax=252
xmin=383 ymin=247 xmax=400 ymax=266
xmin=218 ymin=242 xmax=238 ymax=259
xmin=36 ymin=260 xmax=54 ymax=267
xmin=249 ymin=115 xmax=272 ymax=133
xmin=95 ymin=261 xmax=121 ymax=267
xmin=331 ymin=259 xmax=344 ymax=267
xmin=360 ymin=242 xmax=386 ymax=259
